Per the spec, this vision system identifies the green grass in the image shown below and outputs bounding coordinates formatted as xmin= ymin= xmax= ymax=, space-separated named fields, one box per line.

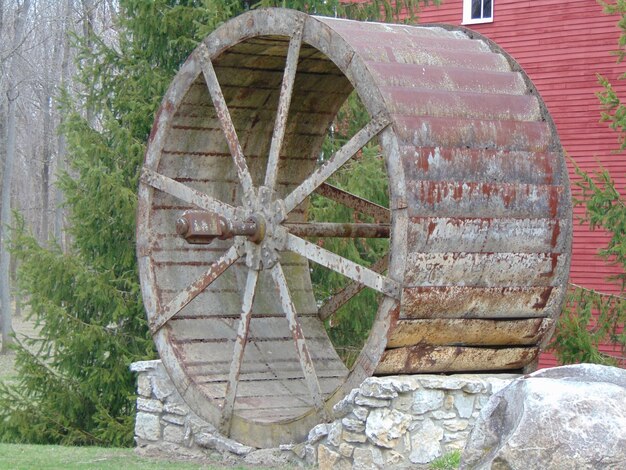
xmin=0 ymin=443 xmax=254 ymax=469
xmin=429 ymin=450 xmax=462 ymax=470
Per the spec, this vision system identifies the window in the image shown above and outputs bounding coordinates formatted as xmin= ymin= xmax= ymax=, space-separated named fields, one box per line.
xmin=463 ymin=0 xmax=493 ymax=25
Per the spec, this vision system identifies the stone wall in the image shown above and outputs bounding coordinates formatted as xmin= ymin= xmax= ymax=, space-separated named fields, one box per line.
xmin=131 ymin=360 xmax=517 ymax=468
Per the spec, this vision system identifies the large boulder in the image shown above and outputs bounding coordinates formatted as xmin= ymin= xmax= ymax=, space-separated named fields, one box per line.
xmin=461 ymin=364 xmax=626 ymax=469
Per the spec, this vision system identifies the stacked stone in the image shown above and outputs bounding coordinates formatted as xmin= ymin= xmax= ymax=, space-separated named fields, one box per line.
xmin=304 ymin=375 xmax=516 ymax=469
xmin=130 ymin=360 xmax=517 ymax=468
xmin=130 ymin=360 xmax=295 ymax=466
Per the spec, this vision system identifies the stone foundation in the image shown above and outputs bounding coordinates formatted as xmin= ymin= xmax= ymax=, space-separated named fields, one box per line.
xmin=131 ymin=360 xmax=517 ymax=468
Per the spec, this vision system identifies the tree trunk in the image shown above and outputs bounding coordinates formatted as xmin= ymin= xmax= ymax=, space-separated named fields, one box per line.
xmin=1 ymin=0 xmax=31 ymax=354
xmin=41 ymin=93 xmax=52 ymax=244
xmin=55 ymin=0 xmax=73 ymax=250
xmin=82 ymin=0 xmax=96 ymax=124
xmin=10 ymin=195 xmax=20 ymax=319
xmin=1 ymin=88 xmax=18 ymax=353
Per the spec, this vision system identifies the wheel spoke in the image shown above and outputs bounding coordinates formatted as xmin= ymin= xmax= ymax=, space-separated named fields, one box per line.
xmin=219 ymin=267 xmax=260 ymax=435
xmin=197 ymin=43 xmax=254 ymax=200
xmin=283 ymin=114 xmax=390 ymax=214
xmin=270 ymin=262 xmax=328 ymax=417
xmin=140 ymin=168 xmax=236 ymax=219
xmin=149 ymin=243 xmax=244 ymax=334
xmin=285 ymin=233 xmax=400 ymax=299
xmin=316 ymin=183 xmax=390 ymax=223
xmin=264 ymin=19 xmax=304 ymax=191
xmin=319 ymin=254 xmax=389 ymax=321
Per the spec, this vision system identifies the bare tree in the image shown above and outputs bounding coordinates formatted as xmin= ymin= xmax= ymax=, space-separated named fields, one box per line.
xmin=1 ymin=0 xmax=31 ymax=354
xmin=54 ymin=0 xmax=74 ymax=248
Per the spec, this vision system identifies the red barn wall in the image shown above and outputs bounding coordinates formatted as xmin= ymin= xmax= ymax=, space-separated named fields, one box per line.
xmin=413 ymin=0 xmax=626 ymax=367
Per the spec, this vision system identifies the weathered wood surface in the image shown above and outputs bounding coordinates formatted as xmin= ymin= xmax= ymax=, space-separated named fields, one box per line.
xmin=401 ymin=286 xmax=563 ymax=319
xmin=387 ymin=318 xmax=554 ymax=348
xmin=376 ymin=345 xmax=540 ymax=374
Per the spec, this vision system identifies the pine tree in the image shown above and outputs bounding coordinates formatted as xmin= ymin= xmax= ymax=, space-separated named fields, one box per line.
xmin=0 ymin=0 xmax=435 ymax=446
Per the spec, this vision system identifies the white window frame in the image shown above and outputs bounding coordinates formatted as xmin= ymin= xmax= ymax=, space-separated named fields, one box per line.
xmin=462 ymin=0 xmax=494 ymax=25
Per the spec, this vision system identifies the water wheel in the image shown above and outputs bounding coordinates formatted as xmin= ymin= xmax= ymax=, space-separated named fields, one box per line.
xmin=137 ymin=8 xmax=571 ymax=448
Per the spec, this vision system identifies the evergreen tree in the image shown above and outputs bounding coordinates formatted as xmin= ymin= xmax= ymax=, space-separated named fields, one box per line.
xmin=550 ymin=1 xmax=626 ymax=366
xmin=0 ymin=0 xmax=238 ymax=447
xmin=0 ymin=0 xmax=435 ymax=446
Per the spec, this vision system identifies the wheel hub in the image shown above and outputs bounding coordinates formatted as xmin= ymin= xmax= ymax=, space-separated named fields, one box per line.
xmin=176 ymin=185 xmax=287 ymax=270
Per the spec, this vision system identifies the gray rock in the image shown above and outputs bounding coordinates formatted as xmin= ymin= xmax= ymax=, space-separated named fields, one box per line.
xmin=412 ymin=389 xmax=444 ymax=414
xmin=384 ymin=449 xmax=407 ymax=467
xmin=338 ymin=442 xmax=354 ymax=457
xmin=453 ymin=392 xmax=475 ymax=418
xmin=443 ymin=431 xmax=468 ymax=444
xmin=327 ymin=421 xmax=343 ymax=447
xmin=318 ymin=444 xmax=346 ymax=470
xmin=461 ymin=380 xmax=486 ymax=394
xmin=163 ymin=424 xmax=185 ymax=444
xmin=443 ymin=419 xmax=468 ymax=432
xmin=342 ymin=416 xmax=365 ymax=433
xmin=304 ymin=444 xmax=317 ymax=465
xmin=184 ymin=413 xmax=217 ymax=436
xmin=365 ymin=408 xmax=413 ymax=448
xmin=244 ymin=448 xmax=292 ymax=466
xmin=135 ymin=412 xmax=161 ymax=441
xmin=418 ymin=376 xmax=465 ymax=390
xmin=353 ymin=446 xmax=384 ymax=470
xmin=183 ymin=413 xmax=226 ymax=451
xmin=161 ymin=413 xmax=185 ymax=426
xmin=392 ymin=394 xmax=413 ymax=413
xmin=307 ymin=423 xmax=329 ymax=443
xmin=291 ymin=442 xmax=306 ymax=459
xmin=485 ymin=377 xmax=513 ymax=395
xmin=409 ymin=418 xmax=443 ymax=464
xmin=343 ymin=430 xmax=367 ymax=443
xmin=388 ymin=375 xmax=422 ymax=393
xmin=130 ymin=360 xmax=160 ymax=372
xmin=137 ymin=374 xmax=152 ymax=397
xmin=152 ymin=374 xmax=175 ymax=400
xmin=352 ymin=406 xmax=369 ymax=421
xmin=461 ymin=364 xmax=626 ymax=470
xmin=354 ymin=394 xmax=391 ymax=408
xmin=163 ymin=402 xmax=189 ymax=416
xmin=333 ymin=388 xmax=359 ymax=417
xmin=359 ymin=377 xmax=399 ymax=398
xmin=137 ymin=397 xmax=163 ymax=414
xmin=432 ymin=410 xmax=457 ymax=420
xmin=194 ymin=430 xmax=253 ymax=455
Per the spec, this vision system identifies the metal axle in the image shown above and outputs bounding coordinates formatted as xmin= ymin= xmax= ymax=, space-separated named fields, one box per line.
xmin=176 ymin=210 xmax=390 ymax=244
xmin=176 ymin=210 xmax=265 ymax=244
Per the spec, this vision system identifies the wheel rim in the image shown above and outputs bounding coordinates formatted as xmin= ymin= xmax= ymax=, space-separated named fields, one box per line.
xmin=137 ymin=9 xmax=403 ymax=447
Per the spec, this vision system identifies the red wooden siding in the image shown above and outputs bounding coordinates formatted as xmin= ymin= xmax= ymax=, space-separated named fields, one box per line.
xmin=413 ymin=0 xmax=626 ymax=368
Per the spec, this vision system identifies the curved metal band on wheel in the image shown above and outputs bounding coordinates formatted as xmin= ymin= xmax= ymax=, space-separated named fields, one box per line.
xmin=137 ymin=9 xmax=571 ymax=448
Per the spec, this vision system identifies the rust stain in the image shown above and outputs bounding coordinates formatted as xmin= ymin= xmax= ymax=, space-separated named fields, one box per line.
xmin=532 ymin=287 xmax=553 ymax=310
xmin=387 ymin=302 xmax=401 ymax=341
xmin=550 ymin=219 xmax=561 ymax=248
xmin=549 ymin=186 xmax=560 ymax=218
xmin=417 ymin=153 xmax=429 ymax=172
xmin=452 ymin=183 xmax=463 ymax=201
xmin=426 ymin=220 xmax=437 ymax=241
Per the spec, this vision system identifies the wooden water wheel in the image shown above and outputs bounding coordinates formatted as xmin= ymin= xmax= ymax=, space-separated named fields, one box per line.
xmin=137 ymin=8 xmax=571 ymax=448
